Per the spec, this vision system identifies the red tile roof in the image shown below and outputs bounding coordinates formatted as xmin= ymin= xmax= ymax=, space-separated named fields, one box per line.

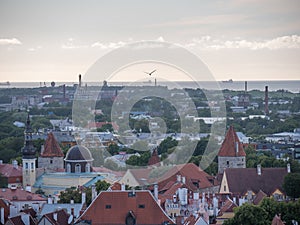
xmin=40 ymin=133 xmax=64 ymax=157
xmin=6 ymin=213 xmax=37 ymax=225
xmin=224 ymin=167 xmax=288 ymax=196
xmin=271 ymin=215 xmax=285 ymax=225
xmin=77 ymin=191 xmax=175 ymax=225
xmin=0 ymin=188 xmax=46 ymax=202
xmin=40 ymin=209 xmax=69 ymax=225
xmin=0 ymin=163 xmax=22 ymax=178
xmin=218 ymin=198 xmax=238 ymax=215
xmin=218 ymin=126 xmax=246 ymax=157
xmin=252 ymin=190 xmax=267 ymax=205
xmin=148 ymin=149 xmax=160 ymax=166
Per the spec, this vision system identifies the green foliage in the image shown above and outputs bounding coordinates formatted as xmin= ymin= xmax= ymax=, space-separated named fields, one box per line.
xmin=58 ymin=187 xmax=82 ymax=203
xmin=95 ymin=180 xmax=110 ymax=192
xmin=225 ymin=198 xmax=300 ymax=225
xmin=283 ymin=173 xmax=300 ymax=199
xmin=126 ymin=151 xmax=151 ymax=167
xmin=0 ymin=173 xmax=8 ymax=188
xmin=157 ymin=137 xmax=178 ymax=155
xmin=107 ymin=143 xmax=120 ymax=155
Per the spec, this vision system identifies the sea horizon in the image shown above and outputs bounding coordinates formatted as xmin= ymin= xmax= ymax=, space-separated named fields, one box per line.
xmin=0 ymin=79 xmax=299 ymax=93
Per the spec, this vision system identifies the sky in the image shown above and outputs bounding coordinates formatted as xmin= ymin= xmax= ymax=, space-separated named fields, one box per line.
xmin=0 ymin=0 xmax=300 ymax=82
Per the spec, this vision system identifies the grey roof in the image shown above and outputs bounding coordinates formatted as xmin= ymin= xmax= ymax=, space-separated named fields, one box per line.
xmin=39 ymin=203 xmax=83 ymax=219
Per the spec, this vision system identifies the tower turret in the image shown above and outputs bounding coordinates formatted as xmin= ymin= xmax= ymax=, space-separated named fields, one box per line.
xmin=22 ymin=113 xmax=37 ymax=189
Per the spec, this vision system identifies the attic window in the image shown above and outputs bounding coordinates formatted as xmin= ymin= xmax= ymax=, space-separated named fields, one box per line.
xmin=128 ymin=192 xmax=136 ymax=197
xmin=105 ymin=205 xmax=111 ymax=209
xmin=138 ymin=204 xmax=145 ymax=208
xmin=50 ymin=160 xmax=53 ymax=164
xmin=12 ymin=195 xmax=18 ymax=200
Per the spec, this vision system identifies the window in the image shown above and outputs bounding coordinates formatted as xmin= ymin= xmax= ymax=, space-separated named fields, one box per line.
xmin=31 ymin=162 xmax=34 ymax=169
xmin=50 ymin=160 xmax=53 ymax=164
xmin=226 ymin=160 xmax=229 ymax=167
xmin=105 ymin=205 xmax=111 ymax=209
xmin=224 ymin=185 xmax=227 ymax=192
xmin=75 ymin=164 xmax=81 ymax=173
xmin=138 ymin=204 xmax=145 ymax=208
xmin=66 ymin=164 xmax=71 ymax=173
xmin=25 ymin=163 xmax=28 ymax=169
xmin=85 ymin=163 xmax=91 ymax=173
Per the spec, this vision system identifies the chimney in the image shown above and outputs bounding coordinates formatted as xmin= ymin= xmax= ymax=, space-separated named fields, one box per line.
xmin=25 ymin=185 xmax=31 ymax=193
xmin=53 ymin=212 xmax=58 ymax=221
xmin=81 ymin=192 xmax=86 ymax=204
xmin=154 ymin=184 xmax=158 ymax=201
xmin=48 ymin=196 xmax=53 ymax=204
xmin=121 ymin=183 xmax=126 ymax=191
xmin=41 ymin=145 xmax=45 ymax=155
xmin=21 ymin=213 xmax=30 ymax=225
xmin=235 ymin=142 xmax=239 ymax=155
xmin=287 ymin=163 xmax=291 ymax=173
xmin=12 ymin=160 xmax=18 ymax=169
xmin=70 ymin=199 xmax=74 ymax=204
xmin=79 ymin=74 xmax=82 ymax=87
xmin=176 ymin=175 xmax=181 ymax=183
xmin=245 ymin=81 xmax=247 ymax=93
xmin=257 ymin=164 xmax=262 ymax=175
xmin=265 ymin=86 xmax=269 ymax=115
xmin=92 ymin=184 xmax=97 ymax=201
xmin=233 ymin=197 xmax=236 ymax=204
xmin=181 ymin=176 xmax=186 ymax=184
xmin=193 ymin=192 xmax=199 ymax=200
xmin=202 ymin=192 xmax=205 ymax=203
xmin=63 ymin=84 xmax=66 ymax=99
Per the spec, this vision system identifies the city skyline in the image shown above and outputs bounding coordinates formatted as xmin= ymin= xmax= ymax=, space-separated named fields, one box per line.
xmin=0 ymin=0 xmax=300 ymax=82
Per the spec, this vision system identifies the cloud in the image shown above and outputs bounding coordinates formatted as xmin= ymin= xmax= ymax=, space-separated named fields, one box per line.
xmin=91 ymin=41 xmax=126 ymax=49
xmin=186 ymin=35 xmax=300 ymax=50
xmin=61 ymin=38 xmax=89 ymax=49
xmin=0 ymin=38 xmax=22 ymax=45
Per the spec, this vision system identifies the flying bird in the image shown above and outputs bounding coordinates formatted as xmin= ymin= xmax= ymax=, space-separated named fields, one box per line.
xmin=144 ymin=69 xmax=156 ymax=76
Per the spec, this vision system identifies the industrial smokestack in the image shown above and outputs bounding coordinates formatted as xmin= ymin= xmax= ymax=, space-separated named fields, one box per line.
xmin=245 ymin=81 xmax=247 ymax=93
xmin=79 ymin=74 xmax=82 ymax=87
xmin=63 ymin=84 xmax=66 ymax=99
xmin=265 ymin=86 xmax=269 ymax=115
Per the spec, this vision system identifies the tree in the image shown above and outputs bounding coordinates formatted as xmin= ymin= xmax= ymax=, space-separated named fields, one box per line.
xmin=224 ymin=203 xmax=269 ymax=225
xmin=95 ymin=180 xmax=110 ymax=192
xmin=157 ymin=137 xmax=178 ymax=155
xmin=283 ymin=173 xmax=300 ymax=199
xmin=58 ymin=187 xmax=82 ymax=203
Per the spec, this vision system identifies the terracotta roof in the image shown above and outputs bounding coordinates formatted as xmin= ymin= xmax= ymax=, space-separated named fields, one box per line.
xmin=218 ymin=198 xmax=238 ymax=215
xmin=223 ymin=167 xmax=288 ymax=196
xmin=77 ymin=190 xmax=175 ymax=225
xmin=252 ymin=190 xmax=267 ymax=205
xmin=40 ymin=209 xmax=69 ymax=225
xmin=148 ymin=149 xmax=160 ymax=166
xmin=0 ymin=163 xmax=22 ymax=178
xmin=218 ymin=126 xmax=246 ymax=157
xmin=6 ymin=213 xmax=36 ymax=225
xmin=0 ymin=188 xmax=46 ymax=202
xmin=271 ymin=215 xmax=285 ymax=225
xmin=40 ymin=133 xmax=64 ymax=157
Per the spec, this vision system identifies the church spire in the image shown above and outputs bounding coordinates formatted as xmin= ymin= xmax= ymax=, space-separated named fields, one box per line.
xmin=22 ymin=113 xmax=36 ymax=159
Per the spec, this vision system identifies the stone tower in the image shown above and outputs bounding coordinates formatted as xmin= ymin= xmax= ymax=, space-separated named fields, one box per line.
xmin=218 ymin=126 xmax=246 ymax=174
xmin=38 ymin=132 xmax=64 ymax=172
xmin=22 ymin=114 xmax=37 ymax=188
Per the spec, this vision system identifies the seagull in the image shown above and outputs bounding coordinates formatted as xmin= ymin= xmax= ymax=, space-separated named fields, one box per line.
xmin=144 ymin=69 xmax=156 ymax=76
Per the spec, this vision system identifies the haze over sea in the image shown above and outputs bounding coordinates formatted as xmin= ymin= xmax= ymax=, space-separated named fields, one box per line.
xmin=1 ymin=80 xmax=300 ymax=93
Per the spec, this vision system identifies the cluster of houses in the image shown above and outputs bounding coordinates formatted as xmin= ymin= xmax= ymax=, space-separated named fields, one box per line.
xmin=0 ymin=113 xmax=293 ymax=225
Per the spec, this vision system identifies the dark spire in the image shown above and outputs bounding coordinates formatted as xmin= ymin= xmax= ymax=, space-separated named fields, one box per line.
xmin=22 ymin=113 xmax=36 ymax=159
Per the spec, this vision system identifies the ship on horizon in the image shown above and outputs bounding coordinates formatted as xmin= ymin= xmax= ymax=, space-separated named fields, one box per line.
xmin=0 ymin=81 xmax=10 ymax=86
xmin=222 ymin=79 xmax=233 ymax=83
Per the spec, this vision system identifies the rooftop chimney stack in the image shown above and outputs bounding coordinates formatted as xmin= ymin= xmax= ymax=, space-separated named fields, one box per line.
xmin=12 ymin=160 xmax=18 ymax=169
xmin=63 ymin=84 xmax=66 ymax=99
xmin=287 ymin=163 xmax=291 ymax=173
xmin=265 ymin=86 xmax=269 ymax=115
xmin=245 ymin=81 xmax=247 ymax=93
xmin=257 ymin=164 xmax=262 ymax=175
xmin=154 ymin=184 xmax=158 ymax=201
xmin=81 ymin=192 xmax=86 ymax=204
xmin=235 ymin=142 xmax=239 ymax=156
xmin=121 ymin=183 xmax=126 ymax=191
xmin=79 ymin=74 xmax=82 ymax=87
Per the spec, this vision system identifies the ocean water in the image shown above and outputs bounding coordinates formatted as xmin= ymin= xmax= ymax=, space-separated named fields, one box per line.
xmin=0 ymin=80 xmax=300 ymax=93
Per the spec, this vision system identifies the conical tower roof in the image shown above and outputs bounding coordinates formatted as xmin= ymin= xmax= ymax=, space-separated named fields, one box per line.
xmin=40 ymin=132 xmax=64 ymax=157
xmin=218 ymin=126 xmax=246 ymax=157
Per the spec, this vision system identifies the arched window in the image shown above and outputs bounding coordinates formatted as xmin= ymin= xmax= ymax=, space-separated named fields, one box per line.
xmin=75 ymin=164 xmax=81 ymax=173
xmin=66 ymin=163 xmax=71 ymax=173
xmin=85 ymin=163 xmax=91 ymax=173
